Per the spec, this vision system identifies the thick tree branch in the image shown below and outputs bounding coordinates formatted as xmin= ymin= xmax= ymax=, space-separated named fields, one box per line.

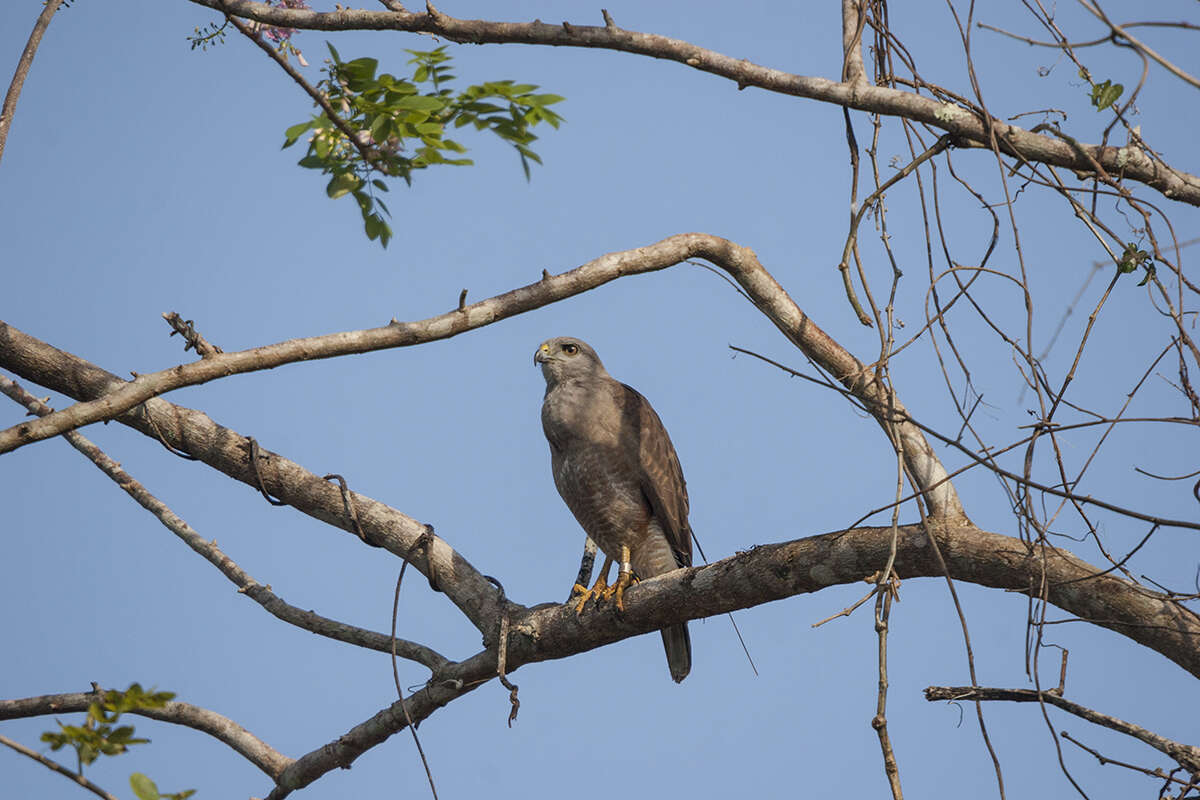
xmin=0 ymin=325 xmax=506 ymax=638
xmin=0 ymin=374 xmax=449 ymax=672
xmin=268 ymin=520 xmax=1200 ymax=793
xmin=0 ymin=691 xmax=291 ymax=778
xmin=0 ymin=233 xmax=964 ymax=519
xmin=924 ymin=686 xmax=1200 ymax=773
xmin=184 ymin=0 xmax=1200 ymax=205
xmin=841 ymin=0 xmax=867 ymax=85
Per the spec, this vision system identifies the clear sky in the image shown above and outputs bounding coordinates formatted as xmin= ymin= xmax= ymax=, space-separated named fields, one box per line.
xmin=2 ymin=1 xmax=1198 ymax=799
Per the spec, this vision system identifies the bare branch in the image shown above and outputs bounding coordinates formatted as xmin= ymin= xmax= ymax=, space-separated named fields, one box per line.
xmin=1077 ymin=1 xmax=1200 ymax=90
xmin=924 ymin=686 xmax=1200 ymax=773
xmin=0 ymin=0 xmax=65 ymax=167
xmin=162 ymin=312 xmax=223 ymax=357
xmin=271 ymin=520 xmax=1200 ymax=793
xmin=841 ymin=0 xmax=868 ymax=85
xmin=0 ymin=323 xmax=507 ymax=637
xmin=0 ymin=233 xmax=965 ymax=520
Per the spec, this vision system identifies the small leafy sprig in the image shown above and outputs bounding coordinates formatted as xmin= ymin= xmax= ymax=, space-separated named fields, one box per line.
xmin=283 ymin=45 xmax=565 ymax=247
xmin=187 ymin=20 xmax=228 ymax=52
xmin=40 ymin=683 xmax=193 ymax=798
xmin=1117 ymin=241 xmax=1155 ymax=286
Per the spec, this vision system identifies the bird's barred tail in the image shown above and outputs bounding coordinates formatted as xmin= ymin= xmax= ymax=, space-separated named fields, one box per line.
xmin=662 ymin=622 xmax=691 ymax=683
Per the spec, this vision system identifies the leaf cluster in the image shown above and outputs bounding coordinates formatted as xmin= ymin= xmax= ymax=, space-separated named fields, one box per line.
xmin=40 ymin=683 xmax=175 ymax=770
xmin=1117 ymin=241 xmax=1155 ymax=285
xmin=1090 ymin=78 xmax=1124 ymax=111
xmin=282 ymin=45 xmax=565 ymax=247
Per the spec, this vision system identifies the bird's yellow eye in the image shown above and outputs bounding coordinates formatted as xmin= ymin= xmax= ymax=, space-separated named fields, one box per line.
xmin=562 ymin=343 xmax=579 ymax=355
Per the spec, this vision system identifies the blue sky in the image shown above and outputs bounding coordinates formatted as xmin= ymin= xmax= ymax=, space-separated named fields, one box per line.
xmin=2 ymin=1 xmax=1198 ymax=798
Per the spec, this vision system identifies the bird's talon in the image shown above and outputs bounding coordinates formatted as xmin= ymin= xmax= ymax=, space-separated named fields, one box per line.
xmin=570 ymin=575 xmax=609 ymax=615
xmin=605 ymin=565 xmax=636 ymax=613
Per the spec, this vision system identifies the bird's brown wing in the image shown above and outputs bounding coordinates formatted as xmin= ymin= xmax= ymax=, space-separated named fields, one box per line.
xmin=619 ymin=382 xmax=692 ymax=569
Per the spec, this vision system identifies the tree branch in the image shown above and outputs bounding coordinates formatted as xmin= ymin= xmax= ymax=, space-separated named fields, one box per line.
xmin=0 ymin=0 xmax=65 ymax=167
xmin=0 ymin=323 xmax=506 ymax=638
xmin=0 ymin=691 xmax=291 ymax=778
xmin=0 ymin=734 xmax=119 ymax=800
xmin=841 ymin=0 xmax=868 ymax=85
xmin=183 ymin=0 xmax=1200 ymax=205
xmin=269 ymin=520 xmax=1200 ymax=793
xmin=1076 ymin=0 xmax=1200 ymax=90
xmin=924 ymin=685 xmax=1200 ymax=773
xmin=0 ymin=232 xmax=965 ymax=520
xmin=0 ymin=374 xmax=449 ymax=672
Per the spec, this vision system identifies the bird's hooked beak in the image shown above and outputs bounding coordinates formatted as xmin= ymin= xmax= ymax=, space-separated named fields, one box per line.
xmin=534 ymin=343 xmax=551 ymax=366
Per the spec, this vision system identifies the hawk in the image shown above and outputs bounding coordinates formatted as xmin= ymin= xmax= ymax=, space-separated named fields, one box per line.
xmin=535 ymin=336 xmax=692 ymax=683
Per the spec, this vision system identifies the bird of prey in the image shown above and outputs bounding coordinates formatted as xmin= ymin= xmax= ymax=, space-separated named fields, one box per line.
xmin=535 ymin=336 xmax=692 ymax=683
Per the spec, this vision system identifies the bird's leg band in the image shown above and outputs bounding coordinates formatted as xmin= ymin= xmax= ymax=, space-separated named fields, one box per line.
xmin=609 ymin=545 xmax=633 ymax=612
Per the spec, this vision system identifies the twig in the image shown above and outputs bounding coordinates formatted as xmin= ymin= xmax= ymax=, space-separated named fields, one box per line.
xmin=224 ymin=10 xmax=384 ymax=173
xmin=0 ymin=734 xmax=119 ymax=800
xmin=872 ymin=581 xmax=903 ymax=799
xmin=924 ymin=686 xmax=1200 ymax=772
xmin=838 ymin=135 xmax=954 ymax=326
xmin=1077 ymin=1 xmax=1200 ymax=89
xmin=1061 ymin=732 xmax=1200 ymax=788
xmin=163 ymin=312 xmax=224 ymax=357
xmin=0 ymin=0 xmax=65 ymax=166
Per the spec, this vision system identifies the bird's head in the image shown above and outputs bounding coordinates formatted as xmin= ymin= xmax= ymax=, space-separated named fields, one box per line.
xmin=534 ymin=337 xmax=608 ymax=385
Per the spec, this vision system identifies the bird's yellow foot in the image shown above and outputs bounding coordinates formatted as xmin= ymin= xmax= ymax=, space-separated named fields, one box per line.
xmin=602 ymin=568 xmax=638 ymax=613
xmin=570 ymin=575 xmax=609 ymax=615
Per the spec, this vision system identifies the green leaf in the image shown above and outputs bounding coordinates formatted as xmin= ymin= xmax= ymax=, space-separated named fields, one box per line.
xmin=131 ymin=773 xmax=160 ymax=800
xmin=1091 ymin=79 xmax=1124 ymax=110
xmin=313 ymin=134 xmax=332 ymax=159
xmin=368 ymin=114 xmax=391 ymax=145
xmin=326 ymin=172 xmax=362 ymax=199
xmin=1117 ymin=241 xmax=1149 ymax=274
xmin=364 ymin=213 xmax=382 ymax=240
xmin=342 ymin=57 xmax=378 ymax=81
xmin=108 ymin=725 xmax=137 ymax=743
xmin=282 ymin=121 xmax=313 ymax=148
xmin=393 ymin=95 xmax=446 ymax=112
